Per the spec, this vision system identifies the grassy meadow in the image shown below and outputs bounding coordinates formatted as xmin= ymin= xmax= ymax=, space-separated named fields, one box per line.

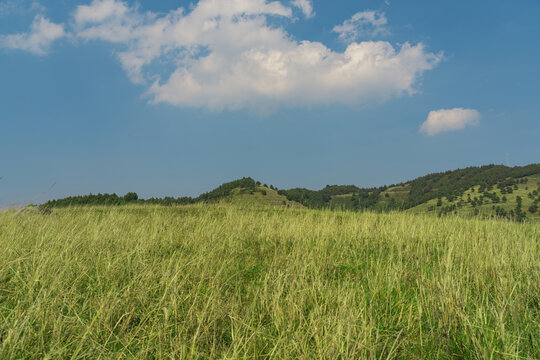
xmin=0 ymin=204 xmax=539 ymax=359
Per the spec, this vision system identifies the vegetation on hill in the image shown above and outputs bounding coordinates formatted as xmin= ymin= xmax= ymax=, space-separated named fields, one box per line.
xmin=403 ymin=164 xmax=540 ymax=208
xmin=41 ymin=165 xmax=540 ymax=220
xmin=279 ymin=164 xmax=540 ymax=220
xmin=408 ymin=176 xmax=540 ymax=222
xmin=42 ymin=191 xmax=194 ymax=208
xmin=196 ymin=177 xmax=256 ymax=202
xmin=223 ymin=186 xmax=304 ymax=208
xmin=42 ymin=178 xmax=258 ymax=208
xmin=1 ymin=205 xmax=538 ymax=358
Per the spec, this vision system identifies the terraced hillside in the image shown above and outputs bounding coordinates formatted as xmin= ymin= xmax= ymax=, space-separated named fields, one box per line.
xmin=219 ymin=186 xmax=304 ymax=208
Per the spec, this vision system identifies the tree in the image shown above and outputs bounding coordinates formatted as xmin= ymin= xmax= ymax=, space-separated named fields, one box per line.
xmin=529 ymin=201 xmax=539 ymax=214
xmin=124 ymin=192 xmax=138 ymax=202
xmin=514 ymin=196 xmax=526 ymax=222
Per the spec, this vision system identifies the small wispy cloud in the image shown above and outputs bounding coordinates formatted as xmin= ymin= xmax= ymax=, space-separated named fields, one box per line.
xmin=333 ymin=10 xmax=389 ymax=42
xmin=0 ymin=15 xmax=65 ymax=55
xmin=420 ymin=108 xmax=480 ymax=136
xmin=291 ymin=0 xmax=314 ymax=18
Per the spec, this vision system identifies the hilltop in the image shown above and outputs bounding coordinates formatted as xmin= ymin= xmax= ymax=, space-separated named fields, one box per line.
xmin=42 ymin=178 xmax=301 ymax=210
xmin=42 ymin=164 xmax=540 ymax=221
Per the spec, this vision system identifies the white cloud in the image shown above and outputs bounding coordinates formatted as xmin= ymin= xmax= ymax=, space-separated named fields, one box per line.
xmin=0 ymin=0 xmax=442 ymax=112
xmin=291 ymin=0 xmax=314 ymax=18
xmin=333 ymin=11 xmax=388 ymax=42
xmin=73 ymin=0 xmax=130 ymax=26
xmin=0 ymin=15 xmax=65 ymax=55
xmin=148 ymin=41 xmax=440 ymax=111
xmin=420 ymin=108 xmax=480 ymax=135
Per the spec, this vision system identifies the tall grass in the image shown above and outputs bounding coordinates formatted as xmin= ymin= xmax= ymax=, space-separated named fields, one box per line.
xmin=0 ymin=204 xmax=538 ymax=359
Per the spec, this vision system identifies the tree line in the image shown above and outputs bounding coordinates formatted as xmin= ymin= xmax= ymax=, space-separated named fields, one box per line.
xmin=41 ymin=165 xmax=540 ymax=216
xmin=42 ymin=178 xmax=257 ymax=208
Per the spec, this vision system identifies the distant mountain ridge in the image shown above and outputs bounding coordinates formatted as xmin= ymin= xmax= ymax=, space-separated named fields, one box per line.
xmin=42 ymin=164 xmax=540 ymax=221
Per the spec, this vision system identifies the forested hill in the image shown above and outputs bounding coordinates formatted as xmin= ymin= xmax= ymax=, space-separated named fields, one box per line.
xmin=403 ymin=164 xmax=540 ymax=207
xmin=279 ymin=164 xmax=540 ymax=221
xmin=280 ymin=164 xmax=540 ymax=208
xmin=41 ymin=164 xmax=540 ymax=220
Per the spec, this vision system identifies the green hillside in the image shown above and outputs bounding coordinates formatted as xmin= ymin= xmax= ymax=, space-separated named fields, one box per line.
xmin=407 ymin=175 xmax=540 ymax=221
xmin=41 ymin=164 xmax=540 ymax=221
xmin=279 ymin=164 xmax=540 ymax=221
xmin=42 ymin=178 xmax=303 ymax=210
xmin=216 ymin=186 xmax=304 ymax=208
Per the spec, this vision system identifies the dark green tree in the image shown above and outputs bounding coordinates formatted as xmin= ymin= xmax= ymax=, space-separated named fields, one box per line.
xmin=124 ymin=192 xmax=138 ymax=202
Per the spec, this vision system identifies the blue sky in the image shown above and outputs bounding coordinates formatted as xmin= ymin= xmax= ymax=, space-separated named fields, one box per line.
xmin=1 ymin=0 xmax=539 ymax=205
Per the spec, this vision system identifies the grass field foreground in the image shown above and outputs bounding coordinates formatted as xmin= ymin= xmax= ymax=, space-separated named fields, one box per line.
xmin=0 ymin=205 xmax=539 ymax=359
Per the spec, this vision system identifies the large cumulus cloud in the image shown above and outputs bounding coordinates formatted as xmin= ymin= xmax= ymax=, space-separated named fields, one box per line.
xmin=1 ymin=0 xmax=443 ymax=112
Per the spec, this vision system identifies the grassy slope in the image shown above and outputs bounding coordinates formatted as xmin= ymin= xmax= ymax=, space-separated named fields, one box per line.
xmin=328 ymin=194 xmax=354 ymax=209
xmin=327 ymin=177 xmax=540 ymax=220
xmin=377 ymin=185 xmax=411 ymax=210
xmin=1 ymin=204 xmax=539 ymax=358
xmin=407 ymin=176 xmax=540 ymax=220
xmin=329 ymin=186 xmax=411 ymax=211
xmin=222 ymin=186 xmax=304 ymax=208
